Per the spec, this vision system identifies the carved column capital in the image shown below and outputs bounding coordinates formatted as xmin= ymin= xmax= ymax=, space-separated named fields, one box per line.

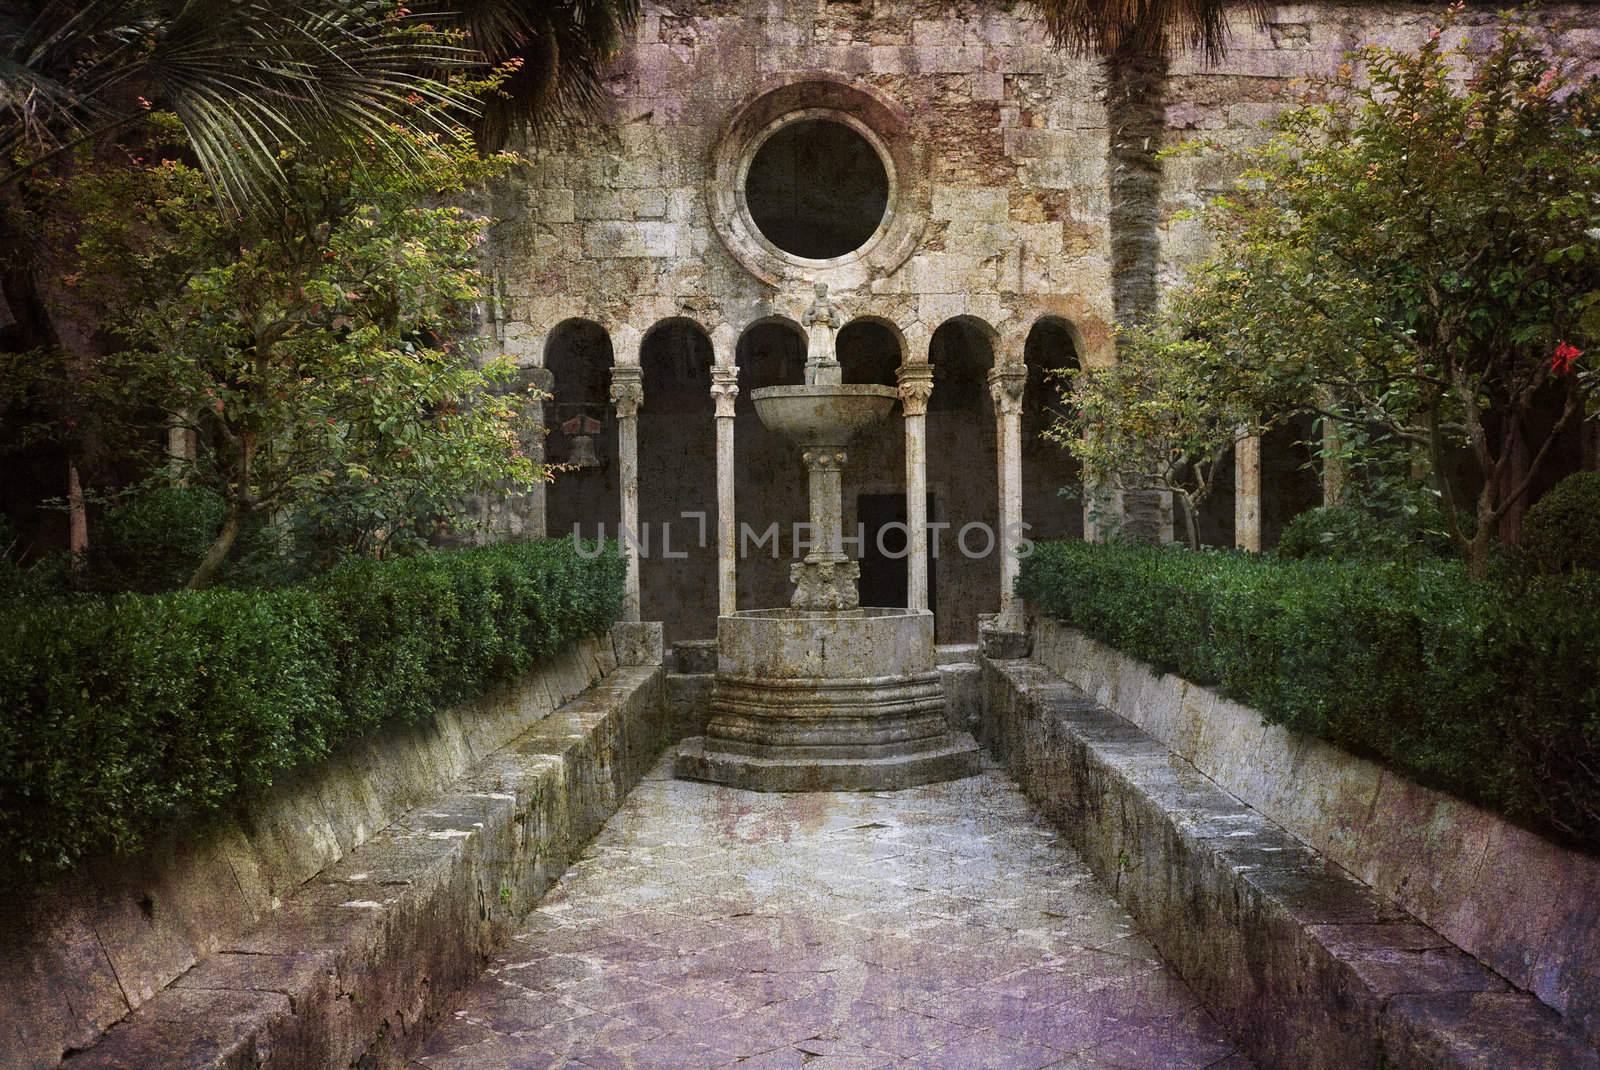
xmin=896 ymin=363 xmax=936 ymax=417
xmin=710 ymin=367 xmax=740 ymax=419
xmin=609 ymin=366 xmax=644 ymax=419
xmin=987 ymin=365 xmax=1027 ymax=418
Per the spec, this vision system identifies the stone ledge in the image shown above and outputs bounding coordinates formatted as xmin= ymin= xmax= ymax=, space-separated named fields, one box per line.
xmin=935 ymin=660 xmax=980 ymax=734
xmin=61 ymin=663 xmax=665 ymax=1070
xmin=1032 ymin=621 xmax=1600 ymax=1049
xmin=664 ymin=672 xmax=714 ymax=742
xmin=675 ymin=732 xmax=981 ymax=792
xmin=3 ymin=634 xmax=623 ymax=1070
xmin=980 ymin=657 xmax=1600 ymax=1070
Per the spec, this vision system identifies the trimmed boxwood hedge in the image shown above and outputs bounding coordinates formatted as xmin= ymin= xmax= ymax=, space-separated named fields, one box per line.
xmin=0 ymin=538 xmax=624 ymax=881
xmin=1018 ymin=540 xmax=1600 ymax=853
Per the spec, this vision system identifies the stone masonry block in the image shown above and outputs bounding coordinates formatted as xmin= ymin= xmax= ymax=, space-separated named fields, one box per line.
xmin=979 ymin=656 xmax=1599 ymax=1070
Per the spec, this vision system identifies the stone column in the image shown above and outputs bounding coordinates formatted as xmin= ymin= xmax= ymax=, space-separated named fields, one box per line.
xmin=501 ymin=364 xmax=552 ymax=539
xmin=166 ymin=410 xmax=196 ymax=480
xmin=610 ymin=365 xmax=644 ymax=621
xmin=897 ymin=363 xmax=935 ymax=613
xmin=989 ymin=365 xmax=1027 ymax=628
xmin=712 ymin=366 xmax=739 ymax=617
xmin=792 ymin=446 xmax=858 ymax=610
xmin=1235 ymin=433 xmax=1262 ymax=553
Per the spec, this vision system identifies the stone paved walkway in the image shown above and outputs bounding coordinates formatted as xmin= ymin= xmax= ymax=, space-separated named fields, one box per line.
xmin=416 ymin=759 xmax=1252 ymax=1070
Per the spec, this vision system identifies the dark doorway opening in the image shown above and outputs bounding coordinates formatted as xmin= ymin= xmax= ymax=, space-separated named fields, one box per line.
xmin=857 ymin=492 xmax=936 ymax=613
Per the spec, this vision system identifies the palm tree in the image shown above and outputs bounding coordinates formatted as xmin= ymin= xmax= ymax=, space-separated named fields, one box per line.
xmin=0 ymin=0 xmax=638 ymax=559
xmin=1030 ymin=0 xmax=1266 ymax=542
xmin=1029 ymin=0 xmax=1268 ymax=330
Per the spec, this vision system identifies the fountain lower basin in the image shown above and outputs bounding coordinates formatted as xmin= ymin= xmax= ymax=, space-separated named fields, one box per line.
xmin=674 ymin=608 xmax=981 ymax=792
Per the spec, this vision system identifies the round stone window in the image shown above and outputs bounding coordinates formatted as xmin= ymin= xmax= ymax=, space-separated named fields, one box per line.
xmin=743 ymin=118 xmax=890 ymax=261
xmin=710 ymin=79 xmax=926 ymax=288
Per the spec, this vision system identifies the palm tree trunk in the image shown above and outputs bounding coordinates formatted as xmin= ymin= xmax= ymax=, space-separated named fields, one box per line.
xmin=1105 ymin=43 xmax=1168 ymax=331
xmin=1105 ymin=44 xmax=1171 ymax=543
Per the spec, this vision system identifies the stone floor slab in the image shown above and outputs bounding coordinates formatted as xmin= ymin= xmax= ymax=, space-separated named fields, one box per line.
xmin=418 ymin=759 xmax=1250 ymax=1069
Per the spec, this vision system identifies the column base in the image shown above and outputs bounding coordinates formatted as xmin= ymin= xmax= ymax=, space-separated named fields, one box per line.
xmin=789 ymin=558 xmax=861 ymax=610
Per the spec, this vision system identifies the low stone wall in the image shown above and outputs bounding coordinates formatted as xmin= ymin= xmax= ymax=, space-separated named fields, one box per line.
xmin=4 ymin=627 xmax=665 ymax=1070
xmin=1032 ymin=620 xmax=1600 ymax=1050
xmin=981 ymin=656 xmax=1599 ymax=1070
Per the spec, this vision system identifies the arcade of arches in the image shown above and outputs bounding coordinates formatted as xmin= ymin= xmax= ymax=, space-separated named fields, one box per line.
xmin=537 ymin=309 xmax=1311 ymax=645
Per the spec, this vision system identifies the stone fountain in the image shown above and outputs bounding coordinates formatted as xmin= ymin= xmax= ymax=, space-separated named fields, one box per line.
xmin=675 ymin=285 xmax=981 ymax=791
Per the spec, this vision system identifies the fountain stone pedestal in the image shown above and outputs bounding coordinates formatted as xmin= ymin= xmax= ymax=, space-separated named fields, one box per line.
xmin=675 ymin=288 xmax=980 ymax=791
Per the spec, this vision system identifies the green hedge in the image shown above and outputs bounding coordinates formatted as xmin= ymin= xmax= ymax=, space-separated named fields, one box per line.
xmin=1018 ymin=541 xmax=1600 ymax=852
xmin=0 ymin=538 xmax=624 ymax=880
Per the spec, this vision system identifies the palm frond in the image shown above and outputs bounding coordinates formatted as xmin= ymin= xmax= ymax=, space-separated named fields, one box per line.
xmin=1 ymin=0 xmax=481 ymax=205
xmin=451 ymin=0 xmax=642 ymax=151
xmin=1028 ymin=0 xmax=1270 ymax=61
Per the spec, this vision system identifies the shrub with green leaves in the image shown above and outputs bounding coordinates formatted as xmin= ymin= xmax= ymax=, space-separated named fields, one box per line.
xmin=0 ymin=538 xmax=624 ymax=882
xmin=1522 ymin=472 xmax=1600 ymax=576
xmin=1276 ymin=504 xmax=1448 ymax=563
xmin=1018 ymin=540 xmax=1600 ymax=852
xmin=89 ymin=486 xmax=227 ymax=591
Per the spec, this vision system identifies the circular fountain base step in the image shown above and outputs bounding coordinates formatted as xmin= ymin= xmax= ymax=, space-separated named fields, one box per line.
xmin=672 ymin=608 xmax=980 ymax=792
xmin=675 ymin=732 xmax=981 ymax=792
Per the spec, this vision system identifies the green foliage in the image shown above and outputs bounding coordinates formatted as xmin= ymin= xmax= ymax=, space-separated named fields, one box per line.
xmin=1277 ymin=506 xmax=1380 ymax=561
xmin=1277 ymin=504 xmax=1448 ymax=563
xmin=49 ymin=127 xmax=539 ymax=585
xmin=92 ymin=486 xmax=228 ymax=592
xmin=0 ymin=538 xmax=624 ymax=882
xmin=1522 ymin=472 xmax=1600 ymax=576
xmin=1162 ymin=12 xmax=1600 ymax=574
xmin=0 ymin=1 xmax=478 ymax=206
xmin=1049 ymin=332 xmax=1266 ymax=549
xmin=1019 ymin=540 xmax=1600 ymax=851
xmin=1 ymin=1 xmax=641 ymax=205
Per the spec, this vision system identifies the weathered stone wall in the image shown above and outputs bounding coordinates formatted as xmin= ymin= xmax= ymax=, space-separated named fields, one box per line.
xmin=1032 ymin=618 xmax=1600 ymax=1052
xmin=500 ymin=1 xmax=1600 ymax=354
xmin=496 ymin=0 xmax=1117 ymax=362
xmin=2 ymin=632 xmax=646 ymax=1070
xmin=504 ymin=0 xmax=1600 ymax=636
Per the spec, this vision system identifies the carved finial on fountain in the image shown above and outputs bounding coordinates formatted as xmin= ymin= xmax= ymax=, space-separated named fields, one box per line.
xmin=800 ymin=281 xmax=843 ymax=386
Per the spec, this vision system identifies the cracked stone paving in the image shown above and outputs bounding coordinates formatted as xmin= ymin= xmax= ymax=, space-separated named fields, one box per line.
xmin=414 ymin=759 xmax=1252 ymax=1069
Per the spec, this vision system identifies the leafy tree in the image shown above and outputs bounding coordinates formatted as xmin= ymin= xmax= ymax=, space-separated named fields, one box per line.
xmin=42 ymin=122 xmax=536 ymax=588
xmin=0 ymin=0 xmax=638 ymax=559
xmin=1163 ymin=12 xmax=1600 ymax=576
xmin=1050 ymin=332 xmax=1267 ymax=549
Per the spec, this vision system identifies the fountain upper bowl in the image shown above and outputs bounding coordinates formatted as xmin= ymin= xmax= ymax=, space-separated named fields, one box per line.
xmin=749 ymin=384 xmax=898 ymax=447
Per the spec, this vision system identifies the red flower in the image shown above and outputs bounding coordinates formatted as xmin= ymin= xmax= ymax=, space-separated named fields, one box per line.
xmin=1551 ymin=341 xmax=1583 ymax=375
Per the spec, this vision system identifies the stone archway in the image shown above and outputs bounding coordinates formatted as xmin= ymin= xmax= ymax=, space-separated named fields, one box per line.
xmin=543 ymin=319 xmax=618 ymax=549
xmin=638 ymin=318 xmax=718 ymax=642
xmin=928 ymin=317 xmax=999 ymax=644
xmin=733 ymin=319 xmax=810 ymax=612
xmin=837 ymin=318 xmax=910 ymax=609
xmin=1022 ymin=317 xmax=1084 ymax=543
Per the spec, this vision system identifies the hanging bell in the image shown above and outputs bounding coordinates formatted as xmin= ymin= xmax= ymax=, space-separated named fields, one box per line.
xmin=559 ymin=413 xmax=605 ymax=469
xmin=567 ymin=433 xmax=601 ymax=469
